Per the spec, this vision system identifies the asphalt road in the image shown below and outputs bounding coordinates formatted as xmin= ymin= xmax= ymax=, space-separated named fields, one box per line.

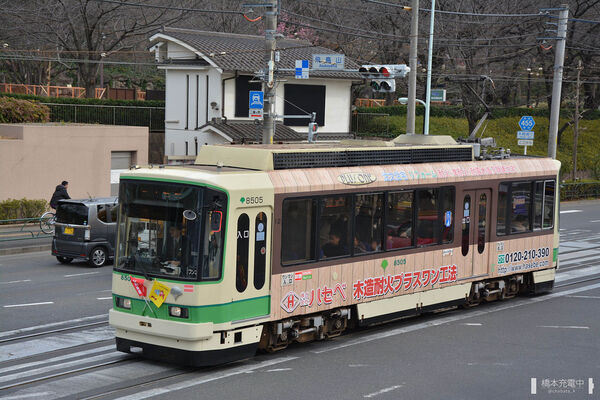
xmin=0 ymin=199 xmax=599 ymax=400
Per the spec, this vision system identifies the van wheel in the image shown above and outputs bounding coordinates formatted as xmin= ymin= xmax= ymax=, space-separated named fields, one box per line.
xmin=56 ymin=256 xmax=73 ymax=264
xmin=89 ymin=247 xmax=107 ymax=267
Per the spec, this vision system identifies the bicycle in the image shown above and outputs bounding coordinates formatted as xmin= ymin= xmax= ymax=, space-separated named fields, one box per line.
xmin=40 ymin=211 xmax=56 ymax=234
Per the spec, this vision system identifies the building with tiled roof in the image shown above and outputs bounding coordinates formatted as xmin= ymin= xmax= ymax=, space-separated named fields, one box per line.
xmin=149 ymin=28 xmax=362 ymax=156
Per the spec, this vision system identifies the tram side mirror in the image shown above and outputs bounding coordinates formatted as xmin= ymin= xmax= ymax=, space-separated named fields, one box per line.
xmin=210 ymin=210 xmax=223 ymax=233
xmin=183 ymin=209 xmax=197 ymax=221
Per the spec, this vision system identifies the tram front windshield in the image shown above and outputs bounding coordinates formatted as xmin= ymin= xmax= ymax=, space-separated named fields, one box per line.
xmin=115 ymin=180 xmax=226 ymax=281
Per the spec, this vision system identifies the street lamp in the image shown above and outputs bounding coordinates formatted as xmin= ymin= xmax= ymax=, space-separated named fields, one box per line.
xmin=399 ymin=97 xmax=426 ymax=135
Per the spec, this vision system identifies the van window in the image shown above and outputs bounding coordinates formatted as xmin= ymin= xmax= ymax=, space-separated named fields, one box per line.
xmin=110 ymin=205 xmax=119 ymax=223
xmin=97 ymin=205 xmax=108 ymax=223
xmin=56 ymin=203 xmax=88 ymax=225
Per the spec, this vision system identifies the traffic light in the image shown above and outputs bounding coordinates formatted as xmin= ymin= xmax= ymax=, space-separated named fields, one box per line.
xmin=359 ymin=64 xmax=409 ymax=92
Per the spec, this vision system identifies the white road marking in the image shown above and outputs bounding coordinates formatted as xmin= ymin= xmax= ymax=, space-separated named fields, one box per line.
xmin=590 ymin=220 xmax=600 ymax=223
xmin=265 ymin=368 xmax=292 ymax=372
xmin=567 ymin=295 xmax=600 ymax=299
xmin=0 ymin=351 xmax=122 ymax=385
xmin=0 ymin=314 xmax=107 ymax=338
xmin=3 ymin=302 xmax=54 ymax=308
xmin=555 ymin=265 xmax=600 ymax=282
xmin=349 ymin=364 xmax=370 ymax=368
xmin=64 ymin=272 xmax=100 ymax=278
xmin=0 ymin=345 xmax=114 ymax=375
xmin=96 ymin=297 xmax=113 ymax=300
xmin=461 ymin=323 xmax=482 ymax=326
xmin=364 ymin=385 xmax=404 ymax=398
xmin=538 ymin=325 xmax=589 ymax=329
xmin=560 ymin=210 xmax=582 ymax=214
xmin=0 ymin=279 xmax=31 ymax=284
xmin=312 ymin=282 xmax=600 ymax=354
xmin=114 ymin=356 xmax=298 ymax=400
xmin=2 ymin=392 xmax=52 ymax=400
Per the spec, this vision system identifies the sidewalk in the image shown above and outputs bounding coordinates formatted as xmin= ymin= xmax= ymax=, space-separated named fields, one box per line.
xmin=0 ymin=223 xmax=52 ymax=256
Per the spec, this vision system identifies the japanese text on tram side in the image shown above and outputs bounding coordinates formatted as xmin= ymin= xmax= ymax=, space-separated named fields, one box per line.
xmin=382 ymin=165 xmax=517 ymax=182
xmin=280 ymin=264 xmax=458 ymax=313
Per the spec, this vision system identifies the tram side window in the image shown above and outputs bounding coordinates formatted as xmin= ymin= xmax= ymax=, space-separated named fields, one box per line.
xmin=236 ymin=214 xmax=249 ymax=292
xmin=440 ymin=187 xmax=455 ymax=244
xmin=534 ymin=180 xmax=556 ymax=230
xmin=354 ymin=193 xmax=383 ymax=254
xmin=497 ymin=183 xmax=509 ymax=236
xmin=416 ymin=189 xmax=439 ymax=246
xmin=386 ymin=191 xmax=413 ymax=250
xmin=319 ymin=195 xmax=352 ymax=259
xmin=281 ymin=199 xmax=317 ymax=265
xmin=254 ymin=212 xmax=267 ymax=290
xmin=511 ymin=182 xmax=532 ymax=233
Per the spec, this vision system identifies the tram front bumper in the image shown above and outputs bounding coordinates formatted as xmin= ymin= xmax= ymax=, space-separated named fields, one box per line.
xmin=109 ymin=309 xmax=213 ymax=341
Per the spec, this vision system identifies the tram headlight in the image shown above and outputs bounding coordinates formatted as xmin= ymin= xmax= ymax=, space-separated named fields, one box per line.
xmin=169 ymin=306 xmax=189 ymax=318
xmin=116 ymin=297 xmax=131 ymax=309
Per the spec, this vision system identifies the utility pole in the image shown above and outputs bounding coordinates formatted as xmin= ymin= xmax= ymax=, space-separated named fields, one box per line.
xmin=547 ymin=4 xmax=568 ymax=159
xmin=423 ymin=0 xmax=436 ymax=135
xmin=572 ymin=59 xmax=583 ymax=181
xmin=262 ymin=0 xmax=278 ymax=144
xmin=406 ymin=0 xmax=419 ymax=135
xmin=526 ymin=68 xmax=531 ymax=108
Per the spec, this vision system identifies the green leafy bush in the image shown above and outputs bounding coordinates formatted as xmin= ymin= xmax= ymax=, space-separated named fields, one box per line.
xmin=0 ymin=198 xmax=47 ymax=221
xmin=0 ymin=97 xmax=50 ymax=123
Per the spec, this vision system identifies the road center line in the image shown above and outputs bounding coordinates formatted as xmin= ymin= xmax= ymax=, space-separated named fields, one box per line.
xmin=537 ymin=325 xmax=589 ymax=329
xmin=312 ymin=282 xmax=600 ymax=354
xmin=560 ymin=210 xmax=582 ymax=214
xmin=114 ymin=356 xmax=298 ymax=400
xmin=567 ymin=295 xmax=600 ymax=299
xmin=0 ymin=279 xmax=32 ymax=285
xmin=3 ymin=302 xmax=54 ymax=308
xmin=64 ymin=272 xmax=100 ymax=278
xmin=461 ymin=323 xmax=482 ymax=326
xmin=364 ymin=385 xmax=404 ymax=398
xmin=96 ymin=297 xmax=113 ymax=300
xmin=590 ymin=220 xmax=600 ymax=223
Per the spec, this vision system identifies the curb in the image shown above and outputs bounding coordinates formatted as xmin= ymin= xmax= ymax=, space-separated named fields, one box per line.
xmin=0 ymin=244 xmax=51 ymax=256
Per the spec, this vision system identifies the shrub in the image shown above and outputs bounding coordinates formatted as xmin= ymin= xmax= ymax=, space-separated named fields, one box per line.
xmin=0 ymin=97 xmax=50 ymax=123
xmin=0 ymin=198 xmax=48 ymax=221
xmin=1 ymin=93 xmax=164 ymax=108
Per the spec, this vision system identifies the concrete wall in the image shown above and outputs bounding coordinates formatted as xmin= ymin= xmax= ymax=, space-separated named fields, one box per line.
xmin=0 ymin=124 xmax=148 ymax=201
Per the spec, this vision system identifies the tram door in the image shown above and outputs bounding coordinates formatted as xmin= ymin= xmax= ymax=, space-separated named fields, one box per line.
xmin=460 ymin=189 xmax=492 ymax=277
xmin=233 ymin=207 xmax=271 ymax=302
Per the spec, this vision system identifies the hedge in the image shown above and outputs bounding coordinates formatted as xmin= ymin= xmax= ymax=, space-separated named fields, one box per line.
xmin=0 ymin=92 xmax=164 ymax=108
xmin=561 ymin=182 xmax=600 ymax=201
xmin=355 ymin=105 xmax=600 ymax=120
xmin=0 ymin=199 xmax=48 ymax=221
xmin=0 ymin=97 xmax=50 ymax=123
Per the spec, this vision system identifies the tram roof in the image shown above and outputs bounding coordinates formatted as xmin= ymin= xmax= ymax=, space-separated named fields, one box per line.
xmin=195 ymin=135 xmax=476 ymax=171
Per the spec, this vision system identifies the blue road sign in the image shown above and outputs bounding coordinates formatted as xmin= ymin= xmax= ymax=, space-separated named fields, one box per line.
xmin=249 ymin=91 xmax=264 ymax=109
xmin=295 ymin=60 xmax=309 ymax=79
xmin=518 ymin=116 xmax=535 ymax=131
xmin=517 ymin=131 xmax=535 ymax=140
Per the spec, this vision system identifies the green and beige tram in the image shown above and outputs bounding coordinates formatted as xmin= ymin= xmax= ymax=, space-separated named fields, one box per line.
xmin=109 ymin=136 xmax=559 ymax=366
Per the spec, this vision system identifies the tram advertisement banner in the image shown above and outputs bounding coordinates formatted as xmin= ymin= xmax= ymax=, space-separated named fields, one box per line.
xmin=130 ymin=276 xmax=147 ymax=297
xmin=149 ymin=281 xmax=171 ymax=308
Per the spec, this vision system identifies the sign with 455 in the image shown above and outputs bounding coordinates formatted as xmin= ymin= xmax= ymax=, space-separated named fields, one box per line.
xmin=240 ymin=196 xmax=264 ymax=205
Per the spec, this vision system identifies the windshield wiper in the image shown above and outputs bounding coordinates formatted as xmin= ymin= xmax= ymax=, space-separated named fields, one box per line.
xmin=118 ymin=255 xmax=152 ymax=281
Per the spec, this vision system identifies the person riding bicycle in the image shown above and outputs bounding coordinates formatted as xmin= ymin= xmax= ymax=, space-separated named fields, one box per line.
xmin=50 ymin=180 xmax=71 ymax=210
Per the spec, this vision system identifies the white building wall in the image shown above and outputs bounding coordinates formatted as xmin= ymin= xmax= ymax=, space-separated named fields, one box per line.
xmin=275 ymin=78 xmax=353 ymax=133
xmin=164 ymin=67 xmax=224 ymax=156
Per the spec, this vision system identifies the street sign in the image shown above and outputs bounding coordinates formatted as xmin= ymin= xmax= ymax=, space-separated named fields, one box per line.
xmin=249 ymin=91 xmax=264 ymax=109
xmin=518 ymin=139 xmax=534 ymax=146
xmin=518 ymin=116 xmax=535 ymax=131
xmin=517 ymin=131 xmax=535 ymax=140
xmin=312 ymin=54 xmax=345 ymax=70
xmin=431 ymin=89 xmax=446 ymax=102
xmin=295 ymin=60 xmax=309 ymax=79
xmin=249 ymin=108 xmax=263 ymax=119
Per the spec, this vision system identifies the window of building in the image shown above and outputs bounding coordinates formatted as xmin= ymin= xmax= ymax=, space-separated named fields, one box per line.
xmin=386 ymin=191 xmax=413 ymax=250
xmin=319 ymin=195 xmax=352 ymax=259
xmin=283 ymin=84 xmax=326 ymax=126
xmin=281 ymin=198 xmax=317 ymax=265
xmin=235 ymin=76 xmax=262 ymax=118
xmin=354 ymin=193 xmax=383 ymax=254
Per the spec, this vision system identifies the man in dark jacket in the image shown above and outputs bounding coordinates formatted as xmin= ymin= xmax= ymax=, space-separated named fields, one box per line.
xmin=50 ymin=181 xmax=70 ymax=209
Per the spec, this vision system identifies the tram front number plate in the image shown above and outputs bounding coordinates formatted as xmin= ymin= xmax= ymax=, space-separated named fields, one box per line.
xmin=63 ymin=227 xmax=74 ymax=235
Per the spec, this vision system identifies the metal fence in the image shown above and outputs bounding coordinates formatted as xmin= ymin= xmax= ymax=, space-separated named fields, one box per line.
xmin=560 ymin=183 xmax=600 ymax=201
xmin=0 ymin=217 xmax=52 ymax=242
xmin=352 ymin=112 xmax=390 ymax=137
xmin=42 ymin=103 xmax=165 ymax=132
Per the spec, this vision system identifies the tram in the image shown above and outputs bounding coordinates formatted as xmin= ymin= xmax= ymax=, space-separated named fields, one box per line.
xmin=109 ymin=135 xmax=560 ymax=366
